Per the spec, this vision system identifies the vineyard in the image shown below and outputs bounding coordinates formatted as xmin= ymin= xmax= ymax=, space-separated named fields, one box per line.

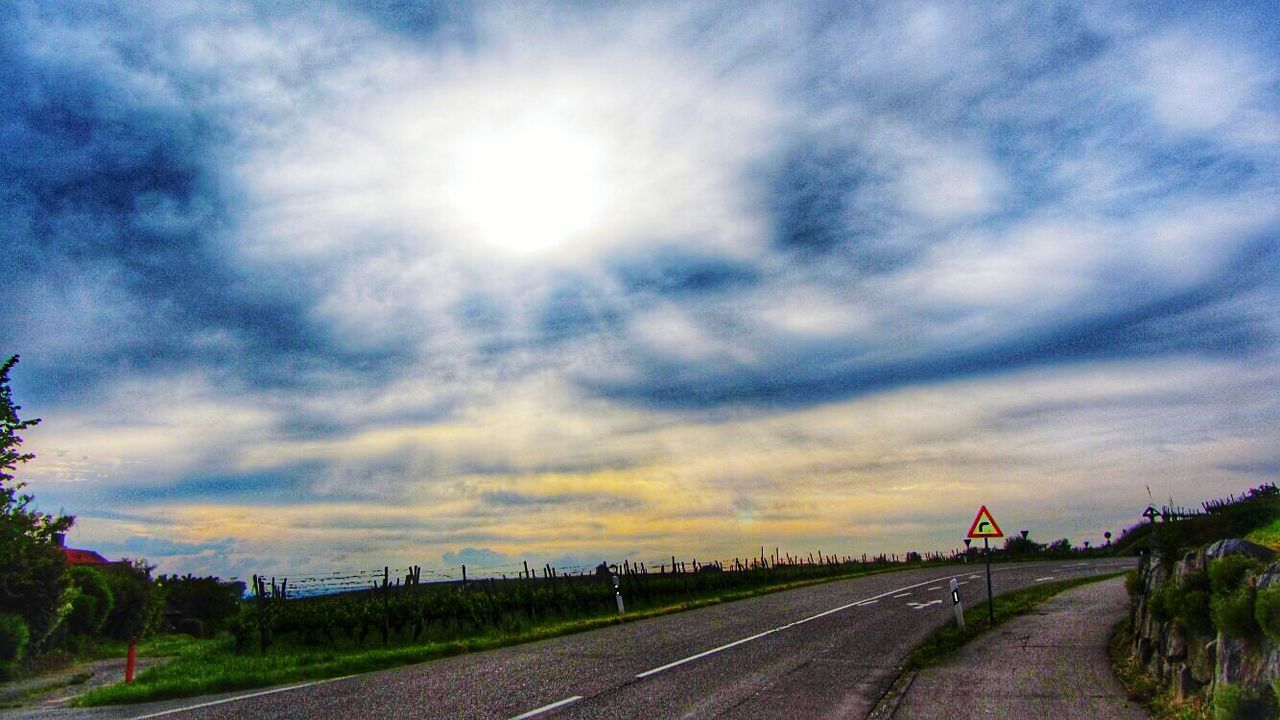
xmin=233 ymin=551 xmax=949 ymax=653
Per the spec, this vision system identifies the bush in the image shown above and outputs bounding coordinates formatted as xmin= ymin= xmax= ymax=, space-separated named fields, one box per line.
xmin=1173 ymin=570 xmax=1214 ymax=634
xmin=1149 ymin=581 xmax=1172 ymax=621
xmin=1209 ymin=556 xmax=1258 ymax=595
xmin=101 ymin=561 xmax=162 ymax=641
xmin=66 ymin=566 xmax=114 ymax=637
xmin=158 ymin=574 xmax=243 ymax=635
xmin=175 ymin=618 xmax=205 ymax=638
xmin=1255 ymin=586 xmax=1280 ymax=643
xmin=0 ymin=613 xmax=30 ymax=679
xmin=1214 ymin=683 xmax=1275 ymax=720
xmin=1124 ymin=570 xmax=1140 ymax=598
xmin=1212 ymin=587 xmax=1259 ymax=639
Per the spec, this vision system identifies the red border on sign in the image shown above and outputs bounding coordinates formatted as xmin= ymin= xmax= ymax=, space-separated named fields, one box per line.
xmin=967 ymin=505 xmax=1004 ymax=538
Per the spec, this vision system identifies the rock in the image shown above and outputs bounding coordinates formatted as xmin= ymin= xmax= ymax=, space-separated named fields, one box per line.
xmin=1137 ymin=637 xmax=1153 ymax=665
xmin=1165 ymin=622 xmax=1187 ymax=660
xmin=1258 ymin=561 xmax=1280 ymax=589
xmin=1171 ymin=663 xmax=1198 ymax=702
xmin=1177 ymin=550 xmax=1205 ymax=581
xmin=1204 ymin=539 xmax=1275 ymax=563
xmin=1190 ymin=638 xmax=1216 ymax=684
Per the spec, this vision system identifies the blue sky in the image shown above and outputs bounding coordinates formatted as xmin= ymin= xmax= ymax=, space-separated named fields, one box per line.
xmin=4 ymin=1 xmax=1279 ymax=581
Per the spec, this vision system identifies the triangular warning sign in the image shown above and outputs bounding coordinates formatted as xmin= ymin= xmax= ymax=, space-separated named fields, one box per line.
xmin=967 ymin=505 xmax=1004 ymax=538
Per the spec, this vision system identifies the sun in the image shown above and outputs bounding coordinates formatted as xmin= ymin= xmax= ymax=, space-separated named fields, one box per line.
xmin=444 ymin=109 xmax=615 ymax=257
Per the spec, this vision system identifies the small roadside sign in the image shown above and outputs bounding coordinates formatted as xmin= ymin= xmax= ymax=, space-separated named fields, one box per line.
xmin=966 ymin=505 xmax=1003 ymax=623
xmin=966 ymin=505 xmax=1004 ymax=539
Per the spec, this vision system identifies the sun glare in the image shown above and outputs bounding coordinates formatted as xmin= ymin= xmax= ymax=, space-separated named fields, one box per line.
xmin=445 ymin=111 xmax=614 ymax=257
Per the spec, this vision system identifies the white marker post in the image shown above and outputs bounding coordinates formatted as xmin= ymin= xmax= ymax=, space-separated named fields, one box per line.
xmin=949 ymin=578 xmax=964 ymax=631
xmin=613 ymin=574 xmax=625 ymax=614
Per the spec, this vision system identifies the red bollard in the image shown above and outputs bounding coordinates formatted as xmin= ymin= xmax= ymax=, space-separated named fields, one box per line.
xmin=125 ymin=637 xmax=138 ymax=684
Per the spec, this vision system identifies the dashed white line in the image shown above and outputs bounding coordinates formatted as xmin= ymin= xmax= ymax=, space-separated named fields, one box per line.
xmin=858 ymin=599 xmax=879 ymax=606
xmin=634 ymin=573 xmax=968 ymax=679
xmin=1034 ymin=577 xmax=1054 ymax=582
xmin=926 ymin=586 xmax=941 ymax=591
xmin=508 ymin=696 xmax=585 ymax=720
xmin=893 ymin=592 xmax=912 ymax=598
xmin=130 ymin=676 xmax=355 ymax=719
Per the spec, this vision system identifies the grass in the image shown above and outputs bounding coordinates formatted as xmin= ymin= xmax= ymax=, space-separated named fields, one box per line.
xmin=1245 ymin=517 xmax=1280 ymax=550
xmin=902 ymin=571 xmax=1125 ymax=671
xmin=1108 ymin=617 xmax=1209 ymax=720
xmin=76 ymin=561 xmax=919 ymax=706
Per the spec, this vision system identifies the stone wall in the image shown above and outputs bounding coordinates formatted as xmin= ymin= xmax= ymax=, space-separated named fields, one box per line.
xmin=1130 ymin=539 xmax=1278 ymax=713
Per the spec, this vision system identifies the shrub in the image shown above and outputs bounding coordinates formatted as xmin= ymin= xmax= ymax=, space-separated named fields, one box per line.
xmin=1173 ymin=570 xmax=1214 ymax=635
xmin=157 ymin=574 xmax=243 ymax=635
xmin=101 ymin=561 xmax=162 ymax=641
xmin=1211 ymin=587 xmax=1259 ymax=639
xmin=66 ymin=566 xmax=113 ymax=636
xmin=1255 ymin=586 xmax=1280 ymax=643
xmin=0 ymin=613 xmax=30 ymax=679
xmin=175 ymin=618 xmax=204 ymax=638
xmin=1213 ymin=683 xmax=1275 ymax=720
xmin=1149 ymin=581 xmax=1172 ymax=621
xmin=1209 ymin=556 xmax=1257 ymax=595
xmin=1124 ymin=570 xmax=1140 ymax=598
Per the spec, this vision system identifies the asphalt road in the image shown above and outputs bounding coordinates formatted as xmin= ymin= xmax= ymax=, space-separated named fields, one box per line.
xmin=15 ymin=557 xmax=1135 ymax=720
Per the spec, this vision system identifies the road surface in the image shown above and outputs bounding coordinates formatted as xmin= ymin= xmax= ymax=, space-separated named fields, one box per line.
xmin=11 ymin=558 xmax=1135 ymax=720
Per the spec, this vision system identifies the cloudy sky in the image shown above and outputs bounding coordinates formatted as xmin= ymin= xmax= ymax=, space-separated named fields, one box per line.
xmin=5 ymin=1 xmax=1279 ymax=582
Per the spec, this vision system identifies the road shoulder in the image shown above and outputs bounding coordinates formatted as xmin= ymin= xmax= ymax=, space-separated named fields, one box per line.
xmin=889 ymin=576 xmax=1148 ymax=720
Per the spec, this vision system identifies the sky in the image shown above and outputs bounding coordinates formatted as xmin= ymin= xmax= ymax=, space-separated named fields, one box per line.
xmin=4 ymin=1 xmax=1280 ymax=584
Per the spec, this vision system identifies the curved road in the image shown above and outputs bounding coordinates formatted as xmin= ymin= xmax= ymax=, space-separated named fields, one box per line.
xmin=20 ymin=558 xmax=1135 ymax=720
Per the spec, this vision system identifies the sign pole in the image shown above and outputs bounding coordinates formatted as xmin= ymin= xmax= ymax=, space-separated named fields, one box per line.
xmin=966 ymin=504 xmax=1003 ymax=626
xmin=984 ymin=537 xmax=993 ymax=624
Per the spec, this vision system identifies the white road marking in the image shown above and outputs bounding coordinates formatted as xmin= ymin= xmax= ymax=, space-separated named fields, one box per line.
xmin=893 ymin=592 xmax=912 ymax=598
xmin=857 ymin=599 xmax=879 ymax=606
xmin=508 ymin=696 xmax=585 ymax=720
xmin=907 ymin=600 xmax=942 ymax=610
xmin=634 ymin=572 xmax=971 ymax=679
xmin=1034 ymin=577 xmax=1054 ymax=582
xmin=957 ymin=581 xmax=969 ymax=586
xmin=130 ymin=676 xmax=355 ymax=719
xmin=926 ymin=586 xmax=941 ymax=591
xmin=968 ymin=574 xmax=981 ymax=579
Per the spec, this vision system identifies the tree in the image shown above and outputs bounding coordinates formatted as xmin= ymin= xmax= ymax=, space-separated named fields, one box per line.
xmin=0 ymin=355 xmax=74 ymax=650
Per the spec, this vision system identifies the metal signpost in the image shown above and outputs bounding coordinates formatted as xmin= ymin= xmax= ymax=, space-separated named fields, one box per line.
xmin=966 ymin=505 xmax=1004 ymax=624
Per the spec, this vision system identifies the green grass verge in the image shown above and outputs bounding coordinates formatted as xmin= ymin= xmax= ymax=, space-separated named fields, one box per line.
xmin=77 ymin=562 xmax=924 ymax=707
xmin=1107 ymin=617 xmax=1209 ymax=720
xmin=902 ymin=571 xmax=1125 ymax=671
xmin=1245 ymin=517 xmax=1280 ymax=550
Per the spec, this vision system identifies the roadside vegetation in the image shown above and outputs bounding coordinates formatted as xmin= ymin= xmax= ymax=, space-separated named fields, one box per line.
xmin=1111 ymin=485 xmax=1280 ymax=720
xmin=902 ymin=572 xmax=1126 ymax=671
xmin=1109 ymin=615 xmax=1210 ymax=720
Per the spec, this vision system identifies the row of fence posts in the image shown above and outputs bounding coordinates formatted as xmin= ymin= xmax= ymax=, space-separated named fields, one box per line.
xmin=244 ymin=547 xmax=961 ymax=644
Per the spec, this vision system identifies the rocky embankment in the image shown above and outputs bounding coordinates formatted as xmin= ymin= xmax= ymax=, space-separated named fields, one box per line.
xmin=1130 ymin=539 xmax=1279 ymax=715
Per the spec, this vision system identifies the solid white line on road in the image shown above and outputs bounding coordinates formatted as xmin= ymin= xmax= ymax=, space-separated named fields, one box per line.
xmin=893 ymin=592 xmax=912 ymax=598
xmin=508 ymin=696 xmax=585 ymax=720
xmin=1035 ymin=577 xmax=1054 ymax=582
xmin=957 ymin=581 xmax=969 ymax=586
xmin=635 ymin=573 xmax=969 ymax=679
xmin=926 ymin=586 xmax=941 ymax=591
xmin=130 ymin=676 xmax=355 ymax=719
xmin=968 ymin=574 xmax=981 ymax=579
xmin=857 ymin=599 xmax=879 ymax=606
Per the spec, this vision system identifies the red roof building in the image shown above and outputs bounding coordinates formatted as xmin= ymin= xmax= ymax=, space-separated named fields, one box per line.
xmin=54 ymin=533 xmax=111 ymax=566
xmin=64 ymin=548 xmax=110 ymax=566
